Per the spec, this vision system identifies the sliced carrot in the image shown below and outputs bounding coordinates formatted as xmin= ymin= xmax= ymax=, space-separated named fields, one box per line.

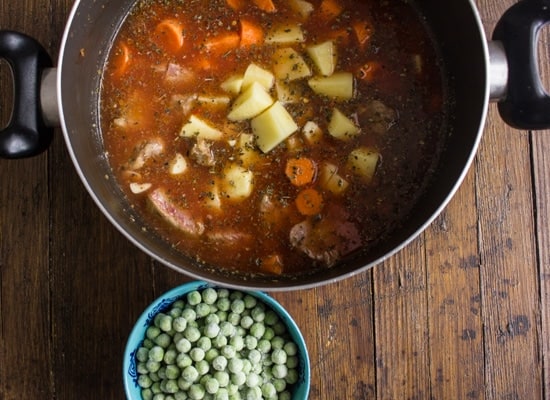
xmin=252 ymin=0 xmax=277 ymax=13
xmin=295 ymin=188 xmax=324 ymax=216
xmin=203 ymin=32 xmax=241 ymax=55
xmin=153 ymin=19 xmax=184 ymax=53
xmin=319 ymin=0 xmax=342 ymax=21
xmin=260 ymin=254 xmax=284 ymax=275
xmin=226 ymin=0 xmax=245 ymax=10
xmin=239 ymin=19 xmax=264 ymax=47
xmin=285 ymin=157 xmax=317 ymax=186
xmin=110 ymin=42 xmax=131 ymax=78
xmin=352 ymin=19 xmax=374 ymax=47
xmin=357 ymin=61 xmax=381 ymax=82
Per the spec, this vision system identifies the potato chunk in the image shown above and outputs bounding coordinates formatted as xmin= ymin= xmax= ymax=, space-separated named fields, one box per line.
xmin=289 ymin=0 xmax=314 ymax=19
xmin=265 ymin=24 xmax=305 ymax=44
xmin=302 ymin=121 xmax=323 ymax=145
xmin=241 ymin=63 xmax=275 ymax=91
xmin=251 ymin=101 xmax=299 ymax=153
xmin=306 ymin=41 xmax=337 ymax=76
xmin=222 ymin=164 xmax=254 ymax=200
xmin=169 ymin=153 xmax=189 ymax=175
xmin=221 ymin=74 xmax=244 ymax=95
xmin=227 ymin=82 xmax=274 ymax=121
xmin=275 ymin=80 xmax=307 ymax=104
xmin=308 ymin=72 xmax=354 ymax=100
xmin=327 ymin=108 xmax=360 ymax=140
xmin=347 ymin=147 xmax=380 ymax=183
xmin=272 ymin=47 xmax=312 ymax=81
xmin=319 ymin=162 xmax=349 ymax=195
xmin=180 ymin=115 xmax=223 ymax=140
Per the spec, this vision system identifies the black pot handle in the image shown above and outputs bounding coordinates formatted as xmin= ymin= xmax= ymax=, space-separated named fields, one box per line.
xmin=493 ymin=0 xmax=550 ymax=130
xmin=0 ymin=31 xmax=53 ymax=159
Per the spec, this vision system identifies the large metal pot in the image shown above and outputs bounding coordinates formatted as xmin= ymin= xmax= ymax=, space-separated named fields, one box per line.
xmin=1 ymin=0 xmax=549 ymax=290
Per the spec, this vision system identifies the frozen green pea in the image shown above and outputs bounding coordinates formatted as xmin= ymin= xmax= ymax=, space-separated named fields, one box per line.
xmin=242 ymin=359 xmax=252 ymax=374
xmin=283 ymin=341 xmax=297 ymax=356
xmin=166 ymin=365 xmax=181 ymax=380
xmin=270 ymin=336 xmax=284 ymax=350
xmin=243 ymin=295 xmax=257 ymax=309
xmin=174 ymin=392 xmax=188 ymax=400
xmin=158 ymin=366 xmax=167 ymax=380
xmin=188 ymin=383 xmax=206 ymax=400
xmin=214 ymin=388 xmax=229 ymax=400
xmin=176 ymin=338 xmax=192 ymax=353
xmin=164 ymin=349 xmax=177 ymax=365
xmin=190 ymin=347 xmax=206 ymax=362
xmin=143 ymin=338 xmax=155 ymax=349
xmin=271 ymin=364 xmax=287 ymax=379
xmin=244 ymin=336 xmax=257 ymax=350
xmin=184 ymin=326 xmax=201 ymax=342
xmin=197 ymin=337 xmax=212 ymax=351
xmin=152 ymin=393 xmax=165 ymax=400
xmin=182 ymin=365 xmax=199 ymax=382
xmin=279 ymin=391 xmax=291 ymax=400
xmin=248 ymin=349 xmax=261 ymax=364
xmin=149 ymin=346 xmax=165 ymax=362
xmin=168 ymin=306 xmax=182 ymax=318
xmin=158 ymin=314 xmax=174 ymax=332
xmin=165 ymin=379 xmax=179 ymax=394
xmin=227 ymin=357 xmax=243 ymax=373
xmin=229 ymin=335 xmax=244 ymax=351
xmin=246 ymin=386 xmax=262 ymax=400
xmin=187 ymin=291 xmax=202 ymax=306
xmin=250 ymin=306 xmax=265 ymax=322
xmin=147 ymin=326 xmax=162 ymax=340
xmin=271 ymin=348 xmax=287 ymax=365
xmin=173 ymin=317 xmax=188 ymax=333
xmin=245 ymin=372 xmax=260 ymax=388
xmin=146 ymin=360 xmax=161 ymax=373
xmin=229 ymin=290 xmax=243 ymax=300
xmin=216 ymin=297 xmax=231 ymax=312
xmin=212 ymin=355 xmax=228 ymax=371
xmin=205 ymin=313 xmax=220 ymax=325
xmin=256 ymin=339 xmax=271 ymax=354
xmin=151 ymin=382 xmax=162 ymax=394
xmin=227 ymin=312 xmax=240 ymax=326
xmin=196 ymin=303 xmax=211 ymax=318
xmin=204 ymin=322 xmax=221 ymax=338
xmin=150 ymin=372 xmax=161 ymax=382
xmin=230 ymin=299 xmax=245 ymax=314
xmin=230 ymin=371 xmax=246 ymax=386
xmin=204 ymin=377 xmax=220 ymax=394
xmin=142 ymin=388 xmax=154 ymax=400
xmin=262 ymin=327 xmax=275 ymax=341
xmin=212 ymin=334 xmax=228 ymax=348
xmin=272 ymin=378 xmax=286 ymax=393
xmin=138 ymin=374 xmax=153 ymax=388
xmin=137 ymin=346 xmax=150 ymax=362
xmin=173 ymin=299 xmax=185 ymax=309
xmin=202 ymin=287 xmax=218 ymax=305
xmin=217 ymin=311 xmax=228 ymax=322
xmin=181 ymin=308 xmax=197 ymax=322
xmin=261 ymin=382 xmax=276 ymax=398
xmin=220 ymin=321 xmax=236 ymax=337
xmin=285 ymin=368 xmax=298 ymax=384
xmin=220 ymin=345 xmax=236 ymax=359
xmin=195 ymin=359 xmax=210 ymax=376
xmin=239 ymin=316 xmax=254 ymax=330
xmin=272 ymin=322 xmax=286 ymax=335
xmin=176 ymin=353 xmax=193 ymax=369
xmin=214 ymin=371 xmax=229 ymax=387
xmin=154 ymin=333 xmax=172 ymax=348
xmin=178 ymin=376 xmax=193 ymax=391
xmin=264 ymin=311 xmax=279 ymax=326
xmin=205 ymin=348 xmax=220 ymax=363
xmin=286 ymin=355 xmax=298 ymax=369
xmin=249 ymin=323 xmax=265 ymax=339
xmin=235 ymin=327 xmax=246 ymax=337
xmin=137 ymin=362 xmax=149 ymax=375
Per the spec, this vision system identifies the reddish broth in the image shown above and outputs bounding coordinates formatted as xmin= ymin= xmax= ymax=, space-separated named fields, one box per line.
xmin=100 ymin=0 xmax=448 ymax=277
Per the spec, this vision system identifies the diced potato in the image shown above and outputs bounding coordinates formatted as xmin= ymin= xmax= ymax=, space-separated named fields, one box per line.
xmin=265 ymin=24 xmax=305 ymax=44
xmin=272 ymin=47 xmax=312 ymax=81
xmin=306 ymin=41 xmax=337 ymax=76
xmin=288 ymin=0 xmax=314 ymax=19
xmin=308 ymin=72 xmax=354 ymax=100
xmin=221 ymin=74 xmax=244 ymax=95
xmin=203 ymin=181 xmax=222 ymax=210
xmin=347 ymin=147 xmax=380 ymax=182
xmin=237 ymin=133 xmax=261 ymax=167
xmin=302 ymin=120 xmax=323 ymax=144
xmin=129 ymin=182 xmax=152 ymax=194
xmin=196 ymin=95 xmax=231 ymax=107
xmin=227 ymin=82 xmax=274 ymax=121
xmin=222 ymin=164 xmax=254 ymax=200
xmin=275 ymin=80 xmax=307 ymax=104
xmin=180 ymin=115 xmax=223 ymax=140
xmin=169 ymin=153 xmax=188 ymax=175
xmin=319 ymin=162 xmax=349 ymax=195
xmin=251 ymin=101 xmax=299 ymax=153
xmin=327 ymin=108 xmax=360 ymax=140
xmin=241 ymin=63 xmax=275 ymax=91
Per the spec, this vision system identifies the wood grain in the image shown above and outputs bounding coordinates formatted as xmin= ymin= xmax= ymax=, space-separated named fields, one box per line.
xmin=1 ymin=0 xmax=549 ymax=399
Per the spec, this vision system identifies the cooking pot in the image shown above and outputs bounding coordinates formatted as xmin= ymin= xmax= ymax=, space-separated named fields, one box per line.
xmin=1 ymin=0 xmax=549 ymax=290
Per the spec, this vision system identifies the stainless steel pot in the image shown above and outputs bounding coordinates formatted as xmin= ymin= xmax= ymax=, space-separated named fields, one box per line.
xmin=1 ymin=0 xmax=549 ymax=290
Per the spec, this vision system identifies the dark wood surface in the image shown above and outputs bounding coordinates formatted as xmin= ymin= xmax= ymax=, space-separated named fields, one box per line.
xmin=1 ymin=0 xmax=549 ymax=399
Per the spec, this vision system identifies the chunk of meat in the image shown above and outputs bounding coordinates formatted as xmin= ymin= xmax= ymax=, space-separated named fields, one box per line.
xmin=190 ymin=138 xmax=216 ymax=167
xmin=148 ymin=189 xmax=205 ymax=236
xmin=289 ymin=205 xmax=362 ymax=266
xmin=128 ymin=139 xmax=164 ymax=170
xmin=356 ymin=100 xmax=397 ymax=135
xmin=207 ymin=229 xmax=254 ymax=248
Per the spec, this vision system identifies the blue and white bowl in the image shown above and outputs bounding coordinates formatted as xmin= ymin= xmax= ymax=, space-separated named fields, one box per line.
xmin=123 ymin=281 xmax=311 ymax=399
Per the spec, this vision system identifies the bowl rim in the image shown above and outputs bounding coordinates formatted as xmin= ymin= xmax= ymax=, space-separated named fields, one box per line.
xmin=123 ymin=280 xmax=311 ymax=399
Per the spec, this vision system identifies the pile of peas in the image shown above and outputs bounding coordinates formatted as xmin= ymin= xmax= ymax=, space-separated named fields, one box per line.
xmin=134 ymin=287 xmax=301 ymax=400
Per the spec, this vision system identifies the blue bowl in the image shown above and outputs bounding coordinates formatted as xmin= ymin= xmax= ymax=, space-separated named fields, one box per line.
xmin=123 ymin=281 xmax=310 ymax=399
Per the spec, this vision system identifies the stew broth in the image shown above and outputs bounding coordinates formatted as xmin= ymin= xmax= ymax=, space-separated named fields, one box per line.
xmin=100 ymin=0 xmax=448 ymax=277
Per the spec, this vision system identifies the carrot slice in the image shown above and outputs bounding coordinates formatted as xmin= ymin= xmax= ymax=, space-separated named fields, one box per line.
xmin=110 ymin=42 xmax=131 ymax=78
xmin=226 ymin=0 xmax=245 ymax=10
xmin=252 ymin=0 xmax=277 ymax=13
xmin=319 ymin=0 xmax=342 ymax=21
xmin=295 ymin=188 xmax=324 ymax=216
xmin=153 ymin=19 xmax=184 ymax=53
xmin=239 ymin=19 xmax=264 ymax=47
xmin=285 ymin=157 xmax=317 ymax=186
xmin=204 ymin=32 xmax=240 ymax=54
xmin=352 ymin=20 xmax=374 ymax=47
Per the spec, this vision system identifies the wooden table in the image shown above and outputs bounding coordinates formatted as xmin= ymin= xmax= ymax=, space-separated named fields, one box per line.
xmin=1 ymin=0 xmax=549 ymax=399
